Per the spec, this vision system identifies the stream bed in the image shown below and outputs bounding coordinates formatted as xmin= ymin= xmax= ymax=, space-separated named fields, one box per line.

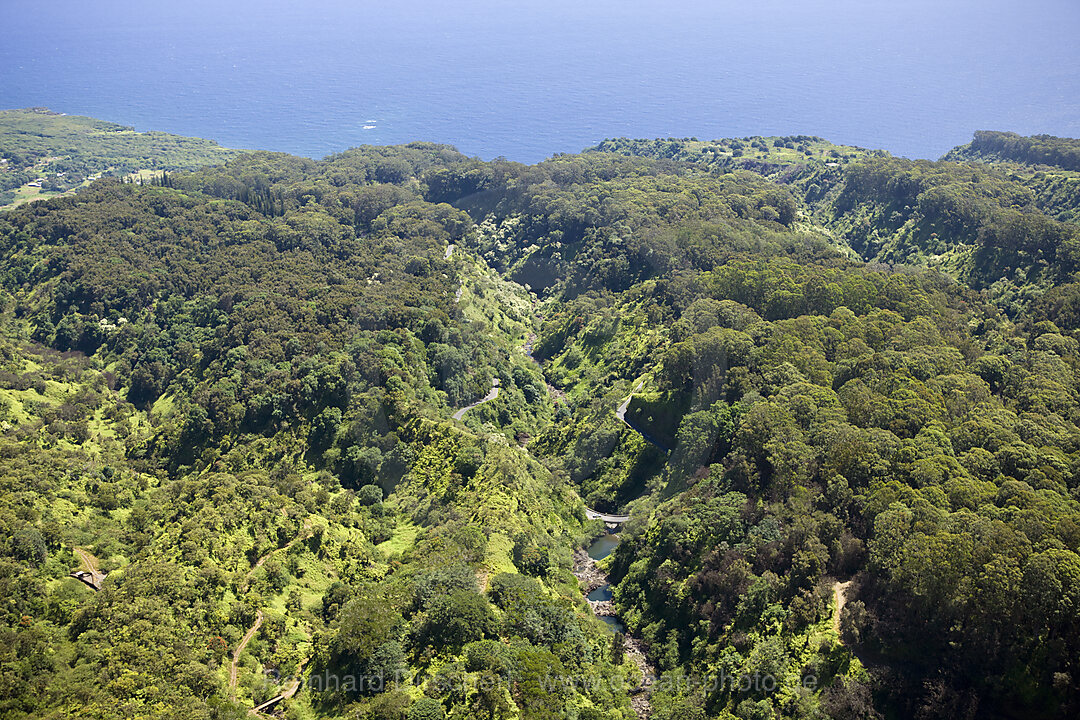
xmin=574 ymin=531 xmax=653 ymax=719
xmin=585 ymin=533 xmax=625 ymax=633
xmin=587 ymin=533 xmax=620 ymax=560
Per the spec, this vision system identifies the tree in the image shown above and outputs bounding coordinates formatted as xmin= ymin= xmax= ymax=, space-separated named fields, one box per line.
xmin=13 ymin=527 xmax=46 ymax=567
xmin=470 ymin=670 xmax=512 ymax=720
xmin=408 ymin=697 xmax=445 ymax=720
xmin=610 ymin=632 xmax=625 ymax=666
xmin=331 ymin=595 xmax=402 ymax=683
xmin=358 ymin=484 xmax=384 ymax=506
xmin=322 ymin=581 xmax=351 ymax=621
xmin=416 ymin=590 xmax=496 ymax=650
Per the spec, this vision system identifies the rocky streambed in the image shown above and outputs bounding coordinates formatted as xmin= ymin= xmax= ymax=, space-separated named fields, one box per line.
xmin=574 ymin=538 xmax=656 ymax=720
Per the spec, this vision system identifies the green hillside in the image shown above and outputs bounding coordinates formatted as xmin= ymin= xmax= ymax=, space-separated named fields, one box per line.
xmin=943 ymin=131 xmax=1080 ymax=171
xmin=0 ymin=125 xmax=1079 ymax=720
xmin=0 ymin=108 xmax=242 ymax=209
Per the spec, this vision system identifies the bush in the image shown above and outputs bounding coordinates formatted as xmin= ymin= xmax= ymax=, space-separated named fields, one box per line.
xmin=408 ymin=697 xmax=445 ymax=720
xmin=358 ymin=484 xmax=384 ymax=506
xmin=13 ymin=527 xmax=46 ymax=567
xmin=413 ymin=564 xmax=477 ymax=611
xmin=489 ymin=572 xmax=541 ymax=609
xmin=414 ymin=590 xmax=496 ymax=650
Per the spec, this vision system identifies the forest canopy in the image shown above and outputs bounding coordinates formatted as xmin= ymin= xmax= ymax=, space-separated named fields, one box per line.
xmin=0 ymin=124 xmax=1079 ymax=720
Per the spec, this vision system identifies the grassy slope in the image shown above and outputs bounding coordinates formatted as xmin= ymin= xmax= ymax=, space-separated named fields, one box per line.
xmin=0 ymin=108 xmax=242 ymax=209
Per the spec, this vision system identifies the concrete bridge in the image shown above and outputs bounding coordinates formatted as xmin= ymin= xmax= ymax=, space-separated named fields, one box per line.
xmin=70 ymin=570 xmax=106 ymax=591
xmin=585 ymin=508 xmax=631 ymax=524
xmin=70 ymin=548 xmax=106 ymax=591
xmin=251 ymin=659 xmax=308 ymax=716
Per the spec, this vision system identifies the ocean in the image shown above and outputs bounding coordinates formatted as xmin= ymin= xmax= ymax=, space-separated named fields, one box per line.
xmin=2 ymin=0 xmax=1078 ymax=163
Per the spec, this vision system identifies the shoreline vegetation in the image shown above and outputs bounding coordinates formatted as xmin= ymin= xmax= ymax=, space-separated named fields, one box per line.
xmin=0 ymin=107 xmax=241 ymax=209
xmin=0 ymin=113 xmax=1079 ymax=720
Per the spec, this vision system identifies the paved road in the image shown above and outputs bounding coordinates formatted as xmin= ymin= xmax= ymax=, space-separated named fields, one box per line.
xmin=585 ymin=508 xmax=631 ymax=524
xmin=615 ymin=379 xmax=670 ymax=453
xmin=452 ymin=378 xmax=500 ymax=420
xmin=615 ymin=380 xmax=645 ymax=423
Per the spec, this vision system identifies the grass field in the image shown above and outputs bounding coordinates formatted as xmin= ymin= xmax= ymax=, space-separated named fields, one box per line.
xmin=0 ymin=107 xmax=242 ymax=210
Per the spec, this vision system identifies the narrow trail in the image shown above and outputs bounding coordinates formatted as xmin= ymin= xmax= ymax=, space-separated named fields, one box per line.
xmin=452 ymin=378 xmax=500 ymax=420
xmin=74 ymin=547 xmax=100 ymax=574
xmin=233 ymin=526 xmax=312 ymax=703
xmin=832 ymin=580 xmax=853 ymax=636
xmin=230 ymin=609 xmax=264 ymax=695
xmin=244 ymin=524 xmax=312 ymax=582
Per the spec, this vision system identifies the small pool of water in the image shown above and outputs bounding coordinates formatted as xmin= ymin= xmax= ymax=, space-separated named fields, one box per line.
xmin=588 ymin=584 xmax=613 ymax=602
xmin=600 ymin=615 xmax=626 ymax=634
xmin=587 ymin=533 xmax=619 ymax=561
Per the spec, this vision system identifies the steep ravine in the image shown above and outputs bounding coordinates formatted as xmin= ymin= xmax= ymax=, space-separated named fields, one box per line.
xmin=510 ymin=279 xmax=660 ymax=717
xmin=574 ymin=538 xmax=656 ymax=720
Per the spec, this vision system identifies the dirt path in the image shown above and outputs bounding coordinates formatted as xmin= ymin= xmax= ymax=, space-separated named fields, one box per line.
xmin=233 ymin=528 xmax=314 ymax=698
xmin=245 ymin=525 xmax=312 ymax=582
xmin=72 ymin=547 xmax=107 ymax=590
xmin=74 ymin=547 xmax=100 ymax=574
xmin=230 ymin=609 xmax=264 ymax=695
xmin=832 ymin=580 xmax=853 ymax=636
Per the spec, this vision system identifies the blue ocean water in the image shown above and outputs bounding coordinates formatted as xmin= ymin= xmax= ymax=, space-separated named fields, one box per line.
xmin=2 ymin=0 xmax=1077 ymax=163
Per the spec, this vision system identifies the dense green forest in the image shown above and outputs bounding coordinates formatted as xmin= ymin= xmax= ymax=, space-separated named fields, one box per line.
xmin=0 ymin=124 xmax=1078 ymax=720
xmin=944 ymin=131 xmax=1080 ymax=172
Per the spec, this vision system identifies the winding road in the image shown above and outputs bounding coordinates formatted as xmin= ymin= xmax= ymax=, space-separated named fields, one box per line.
xmin=615 ymin=380 xmax=644 ymax=423
xmin=229 ymin=609 xmax=264 ymax=696
xmin=452 ymin=378 xmax=500 ymax=420
xmin=615 ymin=379 xmax=670 ymax=453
